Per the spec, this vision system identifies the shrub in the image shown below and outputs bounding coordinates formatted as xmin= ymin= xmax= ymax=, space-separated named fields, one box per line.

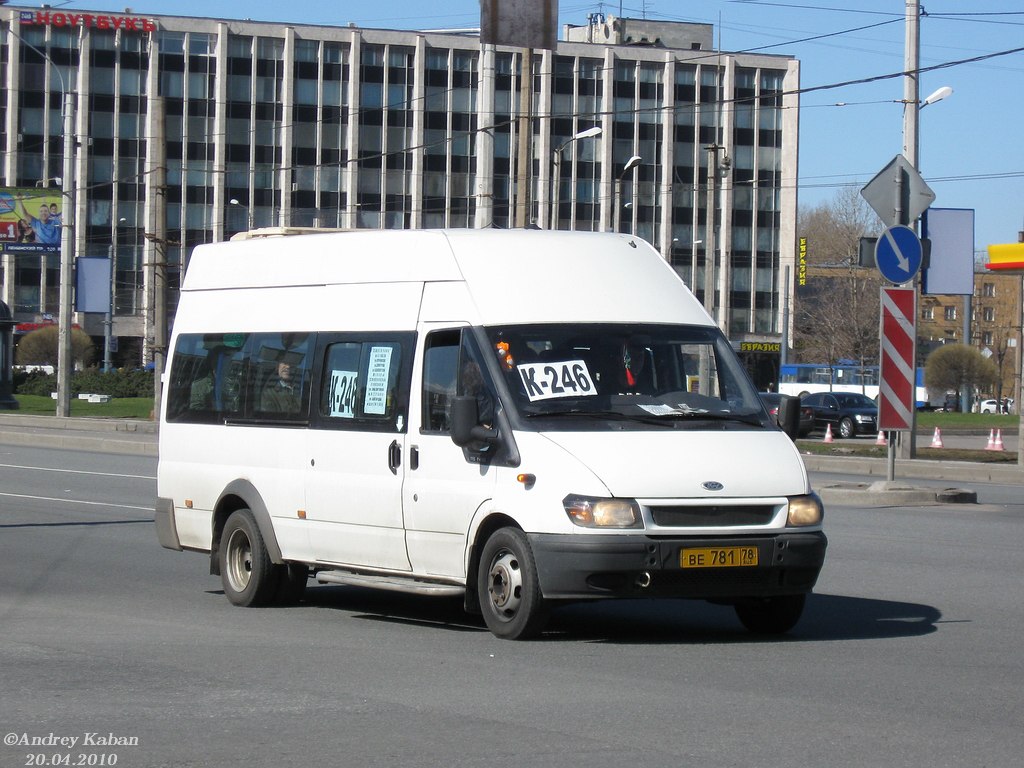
xmin=15 ymin=325 xmax=95 ymax=367
xmin=14 ymin=367 xmax=154 ymax=398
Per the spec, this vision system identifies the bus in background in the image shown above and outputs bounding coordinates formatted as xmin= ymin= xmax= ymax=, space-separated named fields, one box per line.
xmin=778 ymin=362 xmax=928 ymax=408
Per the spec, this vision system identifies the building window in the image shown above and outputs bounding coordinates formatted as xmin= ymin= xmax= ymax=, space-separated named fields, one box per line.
xmin=944 ymin=306 xmax=957 ymax=321
xmin=983 ymin=283 xmax=995 ymax=297
xmin=983 ymin=332 xmax=993 ymax=346
xmin=983 ymin=307 xmax=995 ymax=323
xmin=922 ymin=306 xmax=934 ymax=321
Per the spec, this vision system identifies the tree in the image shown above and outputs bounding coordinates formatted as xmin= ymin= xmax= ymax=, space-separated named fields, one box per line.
xmin=15 ymin=325 xmax=95 ymax=368
xmin=924 ymin=344 xmax=998 ymax=404
xmin=794 ymin=187 xmax=882 ymax=372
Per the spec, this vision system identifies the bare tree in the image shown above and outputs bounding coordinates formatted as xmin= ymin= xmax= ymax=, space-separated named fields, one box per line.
xmin=795 ymin=188 xmax=883 ymax=378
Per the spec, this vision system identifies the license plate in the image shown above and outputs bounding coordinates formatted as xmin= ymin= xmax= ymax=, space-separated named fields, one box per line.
xmin=680 ymin=546 xmax=758 ymax=568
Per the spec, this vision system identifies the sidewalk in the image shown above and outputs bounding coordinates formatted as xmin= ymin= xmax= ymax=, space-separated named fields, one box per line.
xmin=0 ymin=413 xmax=158 ymax=457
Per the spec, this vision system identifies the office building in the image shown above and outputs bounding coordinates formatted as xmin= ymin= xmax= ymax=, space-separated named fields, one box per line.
xmin=0 ymin=7 xmax=799 ymax=384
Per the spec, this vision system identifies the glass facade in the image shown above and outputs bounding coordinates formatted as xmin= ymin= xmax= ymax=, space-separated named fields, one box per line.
xmin=0 ymin=10 xmax=798 ymax=365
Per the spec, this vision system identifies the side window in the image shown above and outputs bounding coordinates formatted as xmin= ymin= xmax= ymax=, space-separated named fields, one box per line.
xmin=421 ymin=329 xmax=495 ymax=434
xmin=315 ymin=336 xmax=409 ymax=432
xmin=421 ymin=330 xmax=460 ymax=433
xmin=166 ymin=331 xmax=312 ymax=424
xmin=166 ymin=333 xmax=250 ymax=423
xmin=253 ymin=332 xmax=312 ymax=420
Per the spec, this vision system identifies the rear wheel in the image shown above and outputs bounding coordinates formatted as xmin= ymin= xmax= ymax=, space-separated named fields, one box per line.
xmin=735 ymin=594 xmax=806 ymax=635
xmin=220 ymin=509 xmax=277 ymax=607
xmin=477 ymin=528 xmax=547 ymax=640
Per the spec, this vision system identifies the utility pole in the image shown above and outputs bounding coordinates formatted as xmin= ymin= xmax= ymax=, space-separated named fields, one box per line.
xmin=56 ymin=92 xmax=75 ymax=417
xmin=514 ymin=49 xmax=533 ymax=228
xmin=898 ymin=0 xmax=921 ymax=461
xmin=703 ymin=143 xmax=722 ymax=322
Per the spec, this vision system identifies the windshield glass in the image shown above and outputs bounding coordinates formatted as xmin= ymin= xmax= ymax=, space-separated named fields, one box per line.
xmin=484 ymin=323 xmax=770 ymax=430
xmin=836 ymin=393 xmax=876 ymax=409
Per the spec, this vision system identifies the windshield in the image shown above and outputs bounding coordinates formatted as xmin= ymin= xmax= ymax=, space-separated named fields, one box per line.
xmin=484 ymin=323 xmax=771 ymax=430
xmin=836 ymin=393 xmax=876 ymax=409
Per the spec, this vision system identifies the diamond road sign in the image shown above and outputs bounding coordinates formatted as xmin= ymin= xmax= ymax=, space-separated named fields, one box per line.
xmin=861 ymin=154 xmax=935 ymax=227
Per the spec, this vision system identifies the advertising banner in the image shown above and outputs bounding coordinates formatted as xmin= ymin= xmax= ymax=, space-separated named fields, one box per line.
xmin=0 ymin=188 xmax=64 ymax=254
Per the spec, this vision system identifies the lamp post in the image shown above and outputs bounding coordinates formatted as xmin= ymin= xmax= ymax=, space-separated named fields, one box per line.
xmin=550 ymin=126 xmax=602 ymax=230
xmin=230 ymin=198 xmax=254 ymax=230
xmin=614 ymin=155 xmax=642 ymax=234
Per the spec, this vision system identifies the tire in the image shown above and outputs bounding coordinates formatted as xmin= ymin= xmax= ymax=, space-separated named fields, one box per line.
xmin=220 ymin=509 xmax=277 ymax=607
xmin=477 ymin=528 xmax=547 ymax=640
xmin=838 ymin=417 xmax=855 ymax=439
xmin=273 ymin=563 xmax=309 ymax=606
xmin=735 ymin=594 xmax=806 ymax=635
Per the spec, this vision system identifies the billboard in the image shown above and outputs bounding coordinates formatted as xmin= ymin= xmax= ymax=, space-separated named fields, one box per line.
xmin=921 ymin=208 xmax=974 ymax=295
xmin=0 ymin=188 xmax=64 ymax=254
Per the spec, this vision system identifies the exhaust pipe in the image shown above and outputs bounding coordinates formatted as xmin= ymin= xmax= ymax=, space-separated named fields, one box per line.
xmin=635 ymin=571 xmax=651 ymax=589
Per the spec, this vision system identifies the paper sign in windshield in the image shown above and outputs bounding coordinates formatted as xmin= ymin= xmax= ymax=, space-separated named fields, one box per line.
xmin=364 ymin=346 xmax=393 ymax=415
xmin=517 ymin=360 xmax=596 ymax=402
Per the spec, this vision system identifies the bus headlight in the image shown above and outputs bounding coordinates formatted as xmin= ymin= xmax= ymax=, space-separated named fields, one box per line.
xmin=787 ymin=493 xmax=824 ymax=527
xmin=563 ymin=495 xmax=642 ymax=528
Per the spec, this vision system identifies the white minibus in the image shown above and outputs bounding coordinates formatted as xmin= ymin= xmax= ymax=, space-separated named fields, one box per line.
xmin=156 ymin=229 xmax=826 ymax=639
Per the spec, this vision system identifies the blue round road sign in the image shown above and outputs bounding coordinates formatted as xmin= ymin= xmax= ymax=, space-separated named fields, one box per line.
xmin=875 ymin=225 xmax=923 ymax=284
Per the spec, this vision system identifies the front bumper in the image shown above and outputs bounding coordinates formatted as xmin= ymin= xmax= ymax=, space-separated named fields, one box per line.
xmin=528 ymin=531 xmax=827 ymax=601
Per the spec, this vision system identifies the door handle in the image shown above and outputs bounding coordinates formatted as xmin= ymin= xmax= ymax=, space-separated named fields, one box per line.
xmin=388 ymin=439 xmax=401 ymax=475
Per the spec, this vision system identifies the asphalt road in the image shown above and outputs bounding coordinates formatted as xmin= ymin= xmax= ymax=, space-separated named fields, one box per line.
xmin=1 ymin=444 xmax=1022 ymax=768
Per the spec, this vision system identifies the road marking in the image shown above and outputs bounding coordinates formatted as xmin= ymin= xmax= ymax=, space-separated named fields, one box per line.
xmin=0 ymin=491 xmax=153 ymax=512
xmin=0 ymin=463 xmax=154 ymax=480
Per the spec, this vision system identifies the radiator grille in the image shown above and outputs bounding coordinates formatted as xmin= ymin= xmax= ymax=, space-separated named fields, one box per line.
xmin=650 ymin=504 xmax=776 ymax=527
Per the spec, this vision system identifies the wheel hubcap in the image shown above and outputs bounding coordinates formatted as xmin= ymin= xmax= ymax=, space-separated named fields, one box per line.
xmin=226 ymin=528 xmax=253 ymax=592
xmin=487 ymin=550 xmax=522 ymax=620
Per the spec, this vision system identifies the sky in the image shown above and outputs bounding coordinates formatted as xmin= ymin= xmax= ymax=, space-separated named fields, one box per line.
xmin=28 ymin=1 xmax=1024 ymax=250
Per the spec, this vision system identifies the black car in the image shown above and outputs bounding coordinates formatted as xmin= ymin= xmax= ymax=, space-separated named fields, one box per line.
xmin=801 ymin=391 xmax=878 ymax=438
xmin=759 ymin=392 xmax=814 ymax=438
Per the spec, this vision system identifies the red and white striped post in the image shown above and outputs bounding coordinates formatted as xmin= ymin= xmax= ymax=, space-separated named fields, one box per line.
xmin=879 ymin=287 xmax=917 ymax=480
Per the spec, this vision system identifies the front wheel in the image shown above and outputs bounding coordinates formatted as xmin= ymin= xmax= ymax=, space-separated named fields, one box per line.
xmin=477 ymin=528 xmax=547 ymax=640
xmin=220 ymin=509 xmax=277 ymax=607
xmin=838 ymin=417 xmax=855 ymax=439
xmin=735 ymin=594 xmax=806 ymax=635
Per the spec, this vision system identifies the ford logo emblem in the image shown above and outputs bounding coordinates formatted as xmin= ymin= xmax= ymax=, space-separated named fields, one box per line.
xmin=702 ymin=481 xmax=724 ymax=492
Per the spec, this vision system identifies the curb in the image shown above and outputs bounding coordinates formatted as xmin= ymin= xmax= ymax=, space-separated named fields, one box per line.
xmin=0 ymin=414 xmax=158 ymax=457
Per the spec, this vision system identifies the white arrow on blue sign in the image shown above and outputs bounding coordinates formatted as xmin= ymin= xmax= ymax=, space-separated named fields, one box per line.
xmin=875 ymin=225 xmax=923 ymax=284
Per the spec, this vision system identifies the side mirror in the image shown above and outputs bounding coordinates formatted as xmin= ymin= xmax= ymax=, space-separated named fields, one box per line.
xmin=776 ymin=394 xmax=801 ymax=440
xmin=450 ymin=395 xmax=498 ymax=449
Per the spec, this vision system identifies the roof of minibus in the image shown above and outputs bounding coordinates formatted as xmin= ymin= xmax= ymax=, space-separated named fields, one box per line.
xmin=183 ymin=229 xmax=714 ymax=326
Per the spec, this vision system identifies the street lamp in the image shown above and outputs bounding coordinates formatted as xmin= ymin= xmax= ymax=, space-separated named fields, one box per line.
xmin=614 ymin=155 xmax=642 ymax=233
xmin=230 ymin=198 xmax=254 ymax=230
xmin=550 ymin=126 xmax=602 ymax=230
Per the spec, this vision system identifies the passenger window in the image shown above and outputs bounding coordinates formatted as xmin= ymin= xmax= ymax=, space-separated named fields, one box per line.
xmin=254 ymin=333 xmax=312 ymax=420
xmin=316 ymin=338 xmax=407 ymax=430
xmin=166 ymin=333 xmax=250 ymax=423
xmin=166 ymin=331 xmax=312 ymax=424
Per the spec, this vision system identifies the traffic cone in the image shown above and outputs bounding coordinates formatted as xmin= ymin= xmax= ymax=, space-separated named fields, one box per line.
xmin=993 ymin=429 xmax=1005 ymax=452
xmin=985 ymin=429 xmax=996 ymax=450
xmin=930 ymin=427 xmax=943 ymax=448
xmin=823 ymin=424 xmax=834 ymax=443
xmin=875 ymin=431 xmax=887 ymax=446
